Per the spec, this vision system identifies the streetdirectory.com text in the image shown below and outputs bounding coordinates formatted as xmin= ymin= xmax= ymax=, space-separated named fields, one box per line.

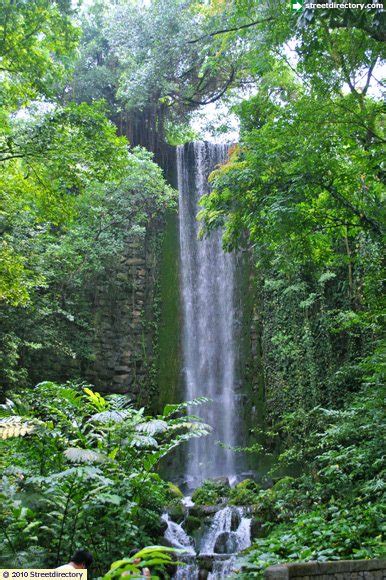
xmin=304 ymin=2 xmax=384 ymax=7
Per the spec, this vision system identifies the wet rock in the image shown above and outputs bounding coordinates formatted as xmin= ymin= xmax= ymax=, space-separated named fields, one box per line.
xmin=167 ymin=502 xmax=185 ymax=523
xmin=197 ymin=555 xmax=214 ymax=572
xmin=156 ymin=537 xmax=175 ymax=549
xmin=214 ymin=531 xmax=239 ymax=554
xmin=230 ymin=509 xmax=241 ymax=531
xmin=189 ymin=504 xmax=223 ymax=518
xmin=158 ymin=517 xmax=169 ymax=535
xmin=250 ymin=517 xmax=263 ymax=539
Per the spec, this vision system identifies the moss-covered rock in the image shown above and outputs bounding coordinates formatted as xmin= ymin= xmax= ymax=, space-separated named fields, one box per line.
xmin=185 ymin=514 xmax=202 ymax=534
xmin=189 ymin=504 xmax=221 ymax=518
xmin=167 ymin=500 xmax=185 ymax=523
xmin=191 ymin=479 xmax=230 ymax=506
xmin=229 ymin=479 xmax=261 ymax=506
xmin=167 ymin=482 xmax=184 ymax=499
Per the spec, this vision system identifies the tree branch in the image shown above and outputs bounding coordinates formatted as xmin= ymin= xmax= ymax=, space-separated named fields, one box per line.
xmin=188 ymin=17 xmax=274 ymax=44
xmin=181 ymin=67 xmax=236 ymax=106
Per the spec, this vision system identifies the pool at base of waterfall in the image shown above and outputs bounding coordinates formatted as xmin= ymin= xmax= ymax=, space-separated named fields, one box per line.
xmin=162 ymin=504 xmax=251 ymax=579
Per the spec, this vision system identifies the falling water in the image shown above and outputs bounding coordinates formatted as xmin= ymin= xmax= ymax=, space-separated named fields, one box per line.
xmin=162 ymin=505 xmax=252 ymax=579
xmin=178 ymin=142 xmax=242 ymax=485
xmin=162 ymin=513 xmax=195 ymax=555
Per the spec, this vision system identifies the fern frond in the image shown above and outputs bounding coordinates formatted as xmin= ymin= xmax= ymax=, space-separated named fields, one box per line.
xmin=136 ymin=419 xmax=168 ymax=435
xmin=0 ymin=417 xmax=35 ymax=439
xmin=105 ymin=394 xmax=133 ymax=410
xmin=128 ymin=434 xmax=158 ymax=448
xmin=162 ymin=396 xmax=210 ymax=417
xmin=64 ymin=447 xmax=107 ymax=463
xmin=89 ymin=410 xmax=131 ymax=423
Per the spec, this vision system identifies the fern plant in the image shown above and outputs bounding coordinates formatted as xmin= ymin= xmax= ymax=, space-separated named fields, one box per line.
xmin=1 ymin=381 xmax=211 ymax=573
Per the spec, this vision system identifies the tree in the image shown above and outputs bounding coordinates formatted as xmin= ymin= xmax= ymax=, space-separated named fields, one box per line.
xmin=0 ymin=0 xmax=79 ymax=110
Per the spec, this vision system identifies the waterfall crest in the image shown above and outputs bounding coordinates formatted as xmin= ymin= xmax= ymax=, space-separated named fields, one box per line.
xmin=178 ymin=142 xmax=242 ymax=485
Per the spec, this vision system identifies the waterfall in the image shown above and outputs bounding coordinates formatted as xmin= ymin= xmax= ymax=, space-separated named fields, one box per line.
xmin=178 ymin=142 xmax=242 ymax=486
xmin=200 ymin=507 xmax=251 ymax=556
xmin=162 ymin=505 xmax=252 ymax=579
xmin=162 ymin=513 xmax=195 ymax=555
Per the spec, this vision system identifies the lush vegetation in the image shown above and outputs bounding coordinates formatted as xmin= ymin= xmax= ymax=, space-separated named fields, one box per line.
xmin=0 ymin=1 xmax=175 ymax=395
xmin=0 ymin=381 xmax=209 ymax=572
xmin=1 ymin=0 xmax=384 ymax=577
xmin=197 ymin=0 xmax=385 ymax=573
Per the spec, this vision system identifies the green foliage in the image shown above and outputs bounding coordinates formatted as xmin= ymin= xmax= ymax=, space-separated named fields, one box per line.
xmin=0 ymin=0 xmax=176 ymax=394
xmin=0 ymin=118 xmax=175 ymax=391
xmin=103 ymin=546 xmax=180 ymax=579
xmin=1 ymin=1 xmax=385 ymax=575
xmin=242 ymin=503 xmax=384 ymax=577
xmin=239 ymin=376 xmax=386 ymax=575
xmin=228 ymin=479 xmax=261 ymax=507
xmin=0 ymin=0 xmax=79 ymax=110
xmin=0 ymin=382 xmax=210 ymax=572
xmin=198 ymin=0 xmax=385 ymax=434
xmin=192 ymin=1 xmax=386 ymax=572
xmin=71 ymin=0 xmax=247 ymax=139
xmin=191 ymin=480 xmax=230 ymax=505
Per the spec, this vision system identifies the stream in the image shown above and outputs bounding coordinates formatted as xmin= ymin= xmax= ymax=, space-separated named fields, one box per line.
xmin=163 ymin=502 xmax=251 ymax=579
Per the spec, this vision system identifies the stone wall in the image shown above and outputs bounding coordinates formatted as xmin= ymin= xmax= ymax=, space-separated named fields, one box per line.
xmin=24 ymin=212 xmax=172 ymax=407
xmin=23 ymin=142 xmax=178 ymax=406
xmin=84 ymin=224 xmax=163 ymax=402
xmin=264 ymin=559 xmax=386 ymax=580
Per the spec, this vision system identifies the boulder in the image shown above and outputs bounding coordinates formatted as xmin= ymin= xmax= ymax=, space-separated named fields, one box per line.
xmin=230 ymin=509 xmax=241 ymax=531
xmin=189 ymin=504 xmax=222 ymax=518
xmin=214 ymin=531 xmax=239 ymax=554
xmin=156 ymin=537 xmax=175 ymax=549
xmin=168 ymin=482 xmax=184 ymax=499
xmin=250 ymin=517 xmax=263 ymax=539
xmin=167 ymin=502 xmax=185 ymax=523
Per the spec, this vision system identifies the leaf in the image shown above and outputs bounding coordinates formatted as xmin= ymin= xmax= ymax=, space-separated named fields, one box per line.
xmin=136 ymin=420 xmax=168 ymax=435
xmin=90 ymin=410 xmax=130 ymax=423
xmin=0 ymin=417 xmax=36 ymax=439
xmin=163 ymin=397 xmax=210 ymax=417
xmin=128 ymin=434 xmax=159 ymax=448
xmin=83 ymin=387 xmax=108 ymax=411
xmin=64 ymin=447 xmax=107 ymax=463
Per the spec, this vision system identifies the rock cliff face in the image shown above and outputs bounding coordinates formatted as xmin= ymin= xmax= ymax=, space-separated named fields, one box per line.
xmin=25 ymin=209 xmax=176 ymax=407
xmin=86 ymin=207 xmax=180 ymax=406
xmin=85 ymin=229 xmax=163 ymax=399
xmin=24 ymin=130 xmax=258 ymax=419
